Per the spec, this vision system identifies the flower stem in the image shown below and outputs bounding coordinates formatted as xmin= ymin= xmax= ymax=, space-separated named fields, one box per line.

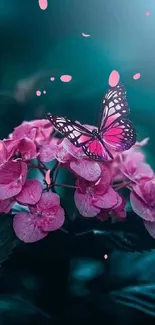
xmin=113 ymin=181 xmax=132 ymax=191
xmin=54 ymin=183 xmax=78 ymax=189
xmin=37 ymin=159 xmax=48 ymax=171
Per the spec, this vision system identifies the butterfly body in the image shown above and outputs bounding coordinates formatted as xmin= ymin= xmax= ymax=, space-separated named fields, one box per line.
xmin=47 ymin=82 xmax=136 ymax=161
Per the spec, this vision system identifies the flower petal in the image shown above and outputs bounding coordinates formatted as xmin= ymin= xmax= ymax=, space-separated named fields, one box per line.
xmin=74 ymin=190 xmax=100 ymax=217
xmin=11 ymin=123 xmax=36 ymax=140
xmin=13 ymin=212 xmax=48 ymax=243
xmin=40 ymin=206 xmax=65 ymax=231
xmin=144 ymin=220 xmax=155 ymax=239
xmin=70 ymin=159 xmax=101 ymax=181
xmin=94 ymin=187 xmax=118 ymax=209
xmin=0 ymin=161 xmax=27 ymax=200
xmin=33 ymin=192 xmax=61 ymax=213
xmin=0 ymin=141 xmax=8 ymax=164
xmin=0 ymin=198 xmax=15 ymax=213
xmin=16 ymin=180 xmax=42 ymax=205
xmin=39 ymin=143 xmax=57 ymax=162
xmin=130 ymin=191 xmax=155 ymax=221
xmin=18 ymin=138 xmax=37 ymax=161
xmin=62 ymin=138 xmax=84 ymax=159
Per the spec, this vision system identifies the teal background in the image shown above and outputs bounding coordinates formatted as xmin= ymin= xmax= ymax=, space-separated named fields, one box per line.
xmin=0 ymin=0 xmax=155 ymax=166
xmin=0 ymin=1 xmax=155 ymax=324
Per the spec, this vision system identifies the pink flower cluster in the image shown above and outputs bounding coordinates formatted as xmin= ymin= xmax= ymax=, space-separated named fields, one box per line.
xmin=0 ymin=119 xmax=154 ymax=243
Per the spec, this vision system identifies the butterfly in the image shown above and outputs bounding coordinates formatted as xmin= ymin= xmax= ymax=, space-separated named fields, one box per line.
xmin=46 ymin=82 xmax=136 ymax=162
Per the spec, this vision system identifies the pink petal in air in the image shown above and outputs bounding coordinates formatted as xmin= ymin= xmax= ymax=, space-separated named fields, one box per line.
xmin=104 ymin=254 xmax=108 ymax=260
xmin=50 ymin=77 xmax=55 ymax=81
xmin=146 ymin=11 xmax=150 ymax=16
xmin=82 ymin=33 xmax=91 ymax=37
xmin=108 ymin=70 xmax=120 ymax=87
xmin=60 ymin=75 xmax=72 ymax=82
xmin=38 ymin=0 xmax=48 ymax=10
xmin=133 ymin=73 xmax=141 ymax=80
xmin=43 ymin=90 xmax=46 ymax=94
xmin=13 ymin=212 xmax=48 ymax=243
xmin=16 ymin=180 xmax=42 ymax=205
xmin=36 ymin=90 xmax=41 ymax=96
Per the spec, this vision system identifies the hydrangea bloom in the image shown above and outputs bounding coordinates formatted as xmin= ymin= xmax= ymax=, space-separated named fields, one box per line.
xmin=13 ymin=192 xmax=65 ymax=243
xmin=74 ymin=165 xmax=120 ymax=217
xmin=0 ymin=116 xmax=154 ymax=243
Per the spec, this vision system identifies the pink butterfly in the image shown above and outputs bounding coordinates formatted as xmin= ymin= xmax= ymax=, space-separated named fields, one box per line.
xmin=47 ymin=82 xmax=136 ymax=161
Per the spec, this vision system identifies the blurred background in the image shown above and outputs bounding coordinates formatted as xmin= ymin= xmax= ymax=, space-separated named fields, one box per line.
xmin=0 ymin=0 xmax=155 ymax=166
xmin=0 ymin=1 xmax=155 ymax=324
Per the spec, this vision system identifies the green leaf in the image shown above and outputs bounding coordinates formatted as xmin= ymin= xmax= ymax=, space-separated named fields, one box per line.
xmin=0 ymin=214 xmax=20 ymax=264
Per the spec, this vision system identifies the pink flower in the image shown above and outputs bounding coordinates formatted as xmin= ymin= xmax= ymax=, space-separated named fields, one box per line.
xmin=0 ymin=161 xmax=27 ymax=200
xmin=62 ymin=138 xmax=85 ymax=159
xmin=110 ymin=153 xmax=124 ymax=182
xmin=0 ymin=141 xmax=8 ymax=165
xmin=130 ymin=179 xmax=155 ymax=221
xmin=74 ymin=164 xmax=119 ymax=217
xmin=6 ymin=119 xmax=53 ymax=162
xmin=10 ymin=119 xmax=53 ymax=146
xmin=144 ymin=220 xmax=155 ymax=239
xmin=39 ymin=139 xmax=70 ymax=163
xmin=13 ymin=192 xmax=65 ymax=243
xmin=120 ymin=148 xmax=154 ymax=183
xmin=111 ymin=195 xmax=127 ymax=220
xmin=97 ymin=196 xmax=126 ymax=222
xmin=133 ymin=137 xmax=149 ymax=149
xmin=16 ymin=180 xmax=42 ymax=205
xmin=70 ymin=159 xmax=101 ymax=181
xmin=61 ymin=123 xmax=98 ymax=160
xmin=4 ymin=138 xmax=37 ymax=161
xmin=39 ymin=140 xmax=58 ymax=162
xmin=0 ymin=198 xmax=15 ymax=213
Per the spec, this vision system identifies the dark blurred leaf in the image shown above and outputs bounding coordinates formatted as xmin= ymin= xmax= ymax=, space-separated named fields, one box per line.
xmin=0 ymin=294 xmax=51 ymax=325
xmin=0 ymin=214 xmax=19 ymax=264
xmin=111 ymin=283 xmax=155 ymax=317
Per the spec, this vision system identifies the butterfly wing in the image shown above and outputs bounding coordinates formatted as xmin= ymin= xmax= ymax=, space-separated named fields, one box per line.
xmin=102 ymin=119 xmax=136 ymax=152
xmin=47 ymin=113 xmax=110 ymax=161
xmin=99 ymin=82 xmax=129 ymax=132
xmin=82 ymin=139 xmax=113 ymax=161
xmin=98 ymin=82 xmax=136 ymax=152
xmin=47 ymin=113 xmax=93 ymax=147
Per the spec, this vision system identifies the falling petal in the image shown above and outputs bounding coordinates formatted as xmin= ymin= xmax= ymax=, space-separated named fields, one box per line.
xmin=146 ymin=11 xmax=150 ymax=16
xmin=60 ymin=75 xmax=72 ymax=82
xmin=104 ymin=254 xmax=108 ymax=260
xmin=43 ymin=90 xmax=46 ymax=94
xmin=36 ymin=90 xmax=41 ymax=96
xmin=133 ymin=73 xmax=141 ymax=80
xmin=82 ymin=33 xmax=91 ymax=37
xmin=38 ymin=0 xmax=48 ymax=10
xmin=50 ymin=77 xmax=55 ymax=81
xmin=108 ymin=70 xmax=120 ymax=87
xmin=45 ymin=169 xmax=51 ymax=185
